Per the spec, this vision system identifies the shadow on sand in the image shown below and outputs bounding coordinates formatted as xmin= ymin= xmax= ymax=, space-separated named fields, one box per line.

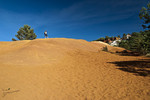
xmin=108 ymin=59 xmax=150 ymax=76
xmin=115 ymin=50 xmax=141 ymax=56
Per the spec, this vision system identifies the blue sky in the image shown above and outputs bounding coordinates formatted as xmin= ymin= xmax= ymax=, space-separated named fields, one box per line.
xmin=0 ymin=0 xmax=149 ymax=41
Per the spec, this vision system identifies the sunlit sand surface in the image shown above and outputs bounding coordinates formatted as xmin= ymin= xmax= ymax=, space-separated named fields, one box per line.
xmin=0 ymin=38 xmax=150 ymax=100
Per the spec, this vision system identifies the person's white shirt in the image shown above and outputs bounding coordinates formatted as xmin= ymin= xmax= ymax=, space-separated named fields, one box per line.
xmin=44 ymin=31 xmax=47 ymax=34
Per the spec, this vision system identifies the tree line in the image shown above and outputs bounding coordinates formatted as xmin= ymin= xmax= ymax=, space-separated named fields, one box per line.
xmin=119 ymin=3 xmax=150 ymax=55
xmin=95 ymin=3 xmax=150 ymax=55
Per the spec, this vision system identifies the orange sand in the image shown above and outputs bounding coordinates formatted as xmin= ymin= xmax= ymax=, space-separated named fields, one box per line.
xmin=0 ymin=38 xmax=150 ymax=100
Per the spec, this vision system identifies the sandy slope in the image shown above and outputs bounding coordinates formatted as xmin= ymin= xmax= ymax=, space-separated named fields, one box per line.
xmin=0 ymin=38 xmax=150 ymax=100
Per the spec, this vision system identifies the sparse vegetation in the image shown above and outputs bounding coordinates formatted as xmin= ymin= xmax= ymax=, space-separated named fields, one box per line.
xmin=102 ymin=46 xmax=108 ymax=52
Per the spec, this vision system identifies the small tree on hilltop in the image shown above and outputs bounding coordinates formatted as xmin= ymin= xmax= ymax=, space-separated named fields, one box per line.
xmin=12 ymin=25 xmax=37 ymax=41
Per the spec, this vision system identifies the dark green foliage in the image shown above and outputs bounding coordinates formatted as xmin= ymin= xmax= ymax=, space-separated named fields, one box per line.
xmin=131 ymin=32 xmax=138 ymax=36
xmin=95 ymin=35 xmax=121 ymax=42
xmin=94 ymin=37 xmax=105 ymax=41
xmin=12 ymin=38 xmax=17 ymax=41
xmin=118 ymin=3 xmax=150 ymax=55
xmin=110 ymin=36 xmax=114 ymax=41
xmin=118 ymin=35 xmax=121 ymax=38
xmin=12 ymin=25 xmax=37 ymax=41
xmin=122 ymin=33 xmax=126 ymax=40
xmin=119 ymin=40 xmax=130 ymax=50
xmin=128 ymin=34 xmax=144 ymax=53
xmin=141 ymin=30 xmax=150 ymax=54
xmin=95 ymin=36 xmax=111 ymax=41
xmin=139 ymin=3 xmax=150 ymax=29
xmin=105 ymin=36 xmax=110 ymax=40
xmin=94 ymin=3 xmax=150 ymax=55
xmin=119 ymin=31 xmax=150 ymax=55
xmin=142 ymin=25 xmax=147 ymax=29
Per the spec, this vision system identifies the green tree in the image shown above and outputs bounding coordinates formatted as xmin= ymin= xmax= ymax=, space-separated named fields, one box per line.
xmin=118 ymin=3 xmax=150 ymax=55
xmin=122 ymin=33 xmax=126 ymax=40
xmin=99 ymin=37 xmax=105 ymax=41
xmin=128 ymin=33 xmax=144 ymax=53
xmin=110 ymin=36 xmax=114 ymax=41
xmin=119 ymin=40 xmax=130 ymax=50
xmin=131 ymin=32 xmax=139 ymax=37
xmin=119 ymin=31 xmax=150 ymax=55
xmin=12 ymin=25 xmax=37 ymax=41
xmin=94 ymin=37 xmax=105 ymax=41
xmin=139 ymin=3 xmax=150 ymax=29
xmin=140 ymin=30 xmax=150 ymax=54
xmin=117 ymin=35 xmax=120 ymax=38
xmin=105 ymin=36 xmax=110 ymax=40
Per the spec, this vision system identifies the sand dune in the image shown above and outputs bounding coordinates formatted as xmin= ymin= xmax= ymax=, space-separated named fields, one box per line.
xmin=0 ymin=38 xmax=150 ymax=100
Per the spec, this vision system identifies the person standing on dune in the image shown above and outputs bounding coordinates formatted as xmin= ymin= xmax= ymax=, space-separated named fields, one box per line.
xmin=44 ymin=30 xmax=48 ymax=38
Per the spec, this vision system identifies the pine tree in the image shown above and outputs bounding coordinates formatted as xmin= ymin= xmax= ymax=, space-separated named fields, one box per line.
xmin=117 ymin=35 xmax=120 ymax=38
xmin=139 ymin=3 xmax=150 ymax=29
xmin=122 ymin=33 xmax=126 ymax=40
xmin=12 ymin=25 xmax=37 ymax=41
xmin=105 ymin=36 xmax=110 ymax=40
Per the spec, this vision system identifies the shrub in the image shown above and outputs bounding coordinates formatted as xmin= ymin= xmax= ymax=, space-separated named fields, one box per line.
xmin=102 ymin=46 xmax=108 ymax=52
xmin=12 ymin=25 xmax=37 ymax=41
